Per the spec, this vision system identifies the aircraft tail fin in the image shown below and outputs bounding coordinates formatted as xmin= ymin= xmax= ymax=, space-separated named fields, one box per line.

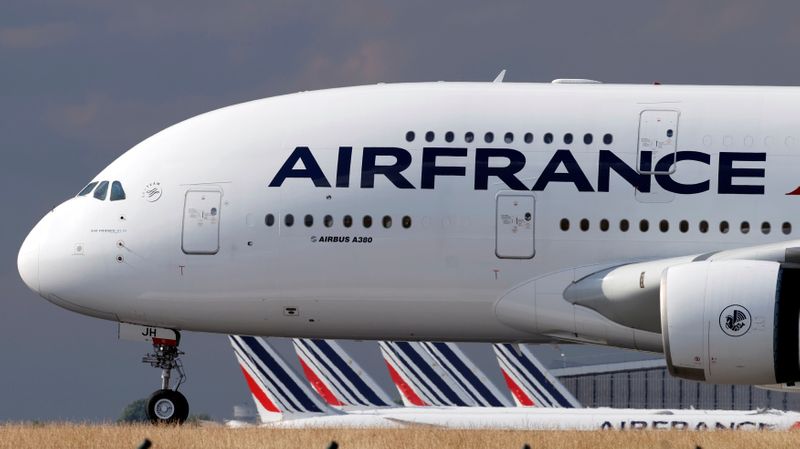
xmin=493 ymin=343 xmax=582 ymax=408
xmin=419 ymin=342 xmax=512 ymax=407
xmin=379 ymin=341 xmax=474 ymax=407
xmin=292 ymin=338 xmax=394 ymax=409
xmin=229 ymin=335 xmax=337 ymax=422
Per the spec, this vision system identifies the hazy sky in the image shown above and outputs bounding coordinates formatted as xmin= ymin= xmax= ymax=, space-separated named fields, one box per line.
xmin=4 ymin=0 xmax=800 ymax=421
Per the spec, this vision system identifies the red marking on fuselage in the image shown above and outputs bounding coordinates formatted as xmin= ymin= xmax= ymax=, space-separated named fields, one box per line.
xmin=786 ymin=186 xmax=800 ymax=195
xmin=501 ymin=369 xmax=535 ymax=407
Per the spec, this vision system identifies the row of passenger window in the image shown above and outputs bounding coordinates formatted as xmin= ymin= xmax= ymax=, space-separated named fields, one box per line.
xmin=405 ymin=130 xmax=614 ymax=145
xmin=560 ymin=218 xmax=792 ymax=235
xmin=78 ymin=180 xmax=126 ymax=201
xmin=266 ymin=214 xmax=412 ymax=229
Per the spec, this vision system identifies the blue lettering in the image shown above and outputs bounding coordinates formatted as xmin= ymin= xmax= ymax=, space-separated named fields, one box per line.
xmin=655 ymin=151 xmax=711 ymax=194
xmin=268 ymin=146 xmax=331 ymax=187
xmin=718 ymin=152 xmax=766 ymax=194
xmin=474 ymin=149 xmax=527 ymax=190
xmin=361 ymin=147 xmax=414 ymax=189
xmin=532 ymin=149 xmax=594 ymax=192
xmin=421 ymin=147 xmax=467 ymax=189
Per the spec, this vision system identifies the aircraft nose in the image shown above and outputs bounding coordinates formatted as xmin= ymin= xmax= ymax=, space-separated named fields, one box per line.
xmin=18 ymin=212 xmax=51 ymax=294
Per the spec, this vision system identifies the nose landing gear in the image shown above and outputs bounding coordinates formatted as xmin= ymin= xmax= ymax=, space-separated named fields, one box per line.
xmin=142 ymin=339 xmax=189 ymax=424
xmin=119 ymin=323 xmax=190 ymax=425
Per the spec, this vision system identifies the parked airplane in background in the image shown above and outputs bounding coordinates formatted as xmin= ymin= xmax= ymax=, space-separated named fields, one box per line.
xmin=19 ymin=78 xmax=800 ymax=422
xmin=230 ymin=335 xmax=800 ymax=430
xmin=378 ymin=340 xmax=511 ymax=407
xmin=492 ymin=343 xmax=581 ymax=408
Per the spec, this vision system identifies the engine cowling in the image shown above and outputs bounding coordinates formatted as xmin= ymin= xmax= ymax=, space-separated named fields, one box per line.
xmin=661 ymin=260 xmax=800 ymax=385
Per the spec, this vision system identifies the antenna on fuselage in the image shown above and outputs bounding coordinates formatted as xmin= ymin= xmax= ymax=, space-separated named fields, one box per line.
xmin=493 ymin=70 xmax=507 ymax=83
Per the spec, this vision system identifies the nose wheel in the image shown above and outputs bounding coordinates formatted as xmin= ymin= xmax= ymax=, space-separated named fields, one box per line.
xmin=142 ymin=337 xmax=189 ymax=424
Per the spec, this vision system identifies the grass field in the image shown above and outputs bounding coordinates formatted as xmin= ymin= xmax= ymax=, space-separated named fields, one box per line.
xmin=1 ymin=424 xmax=800 ymax=449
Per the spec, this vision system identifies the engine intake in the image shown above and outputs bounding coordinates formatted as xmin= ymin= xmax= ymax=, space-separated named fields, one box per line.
xmin=661 ymin=260 xmax=800 ymax=384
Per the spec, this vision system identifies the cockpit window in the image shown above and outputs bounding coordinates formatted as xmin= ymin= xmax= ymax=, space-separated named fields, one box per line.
xmin=78 ymin=181 xmax=98 ymax=197
xmin=93 ymin=181 xmax=109 ymax=200
xmin=110 ymin=181 xmax=126 ymax=201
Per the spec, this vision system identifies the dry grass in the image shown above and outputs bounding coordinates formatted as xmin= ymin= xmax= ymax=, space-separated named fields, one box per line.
xmin=1 ymin=423 xmax=800 ymax=449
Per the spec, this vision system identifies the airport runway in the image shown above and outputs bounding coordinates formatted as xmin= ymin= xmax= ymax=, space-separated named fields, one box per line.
xmin=1 ymin=424 xmax=799 ymax=449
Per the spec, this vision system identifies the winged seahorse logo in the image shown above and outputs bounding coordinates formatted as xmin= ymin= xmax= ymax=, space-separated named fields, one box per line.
xmin=719 ymin=305 xmax=751 ymax=337
xmin=725 ymin=309 xmax=747 ymax=332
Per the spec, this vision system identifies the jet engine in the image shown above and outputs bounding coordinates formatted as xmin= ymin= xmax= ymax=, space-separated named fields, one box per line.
xmin=661 ymin=260 xmax=800 ymax=385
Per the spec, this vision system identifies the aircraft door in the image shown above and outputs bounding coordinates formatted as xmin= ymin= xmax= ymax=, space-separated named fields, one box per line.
xmin=637 ymin=110 xmax=679 ymax=175
xmin=635 ymin=110 xmax=679 ymax=203
xmin=181 ymin=190 xmax=222 ymax=255
xmin=495 ymin=192 xmax=535 ymax=259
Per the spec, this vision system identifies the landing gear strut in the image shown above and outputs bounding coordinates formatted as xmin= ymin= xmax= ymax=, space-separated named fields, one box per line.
xmin=141 ymin=334 xmax=189 ymax=424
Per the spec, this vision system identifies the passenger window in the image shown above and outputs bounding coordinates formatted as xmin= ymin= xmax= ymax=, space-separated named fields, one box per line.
xmin=504 ymin=132 xmax=514 ymax=144
xmin=465 ymin=132 xmax=474 ymax=143
xmin=425 ymin=131 xmax=435 ymax=142
xmin=639 ymin=219 xmax=649 ymax=232
xmin=761 ymin=222 xmax=771 ymax=234
xmin=619 ymin=219 xmax=630 ymax=232
xmin=93 ymin=181 xmax=109 ymax=200
xmin=580 ymin=218 xmax=589 ymax=231
xmin=599 ymin=219 xmax=609 ymax=232
xmin=679 ymin=220 xmax=689 ymax=233
xmin=564 ymin=133 xmax=573 ymax=144
xmin=524 ymin=133 xmax=533 ymax=144
xmin=343 ymin=215 xmax=353 ymax=228
xmin=363 ymin=215 xmax=373 ymax=228
xmin=484 ymin=132 xmax=494 ymax=143
xmin=405 ymin=131 xmax=415 ymax=142
xmin=265 ymin=214 xmax=275 ymax=227
xmin=383 ymin=215 xmax=392 ymax=228
xmin=324 ymin=215 xmax=333 ymax=227
xmin=699 ymin=220 xmax=709 ymax=233
xmin=659 ymin=220 xmax=669 ymax=232
xmin=110 ymin=181 xmax=126 ymax=201
xmin=445 ymin=131 xmax=454 ymax=143
xmin=304 ymin=214 xmax=313 ymax=227
xmin=583 ymin=134 xmax=593 ymax=145
xmin=402 ymin=216 xmax=412 ymax=228
xmin=720 ymin=221 xmax=729 ymax=234
xmin=285 ymin=214 xmax=294 ymax=227
xmin=78 ymin=181 xmax=98 ymax=197
xmin=783 ymin=222 xmax=792 ymax=234
xmin=560 ymin=218 xmax=570 ymax=231
xmin=740 ymin=221 xmax=750 ymax=234
xmin=544 ymin=133 xmax=553 ymax=144
xmin=603 ymin=134 xmax=613 ymax=145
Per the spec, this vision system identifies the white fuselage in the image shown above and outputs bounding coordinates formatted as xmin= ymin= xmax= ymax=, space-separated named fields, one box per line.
xmin=18 ymin=82 xmax=800 ymax=349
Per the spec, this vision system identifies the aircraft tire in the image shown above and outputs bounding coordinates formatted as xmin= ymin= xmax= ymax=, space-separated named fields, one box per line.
xmin=146 ymin=389 xmax=189 ymax=425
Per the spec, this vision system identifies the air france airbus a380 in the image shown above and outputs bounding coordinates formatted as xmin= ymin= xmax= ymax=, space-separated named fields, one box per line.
xmin=18 ymin=78 xmax=800 ymax=423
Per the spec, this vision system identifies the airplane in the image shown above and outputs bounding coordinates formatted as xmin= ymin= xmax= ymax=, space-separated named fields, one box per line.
xmin=295 ymin=338 xmax=510 ymax=407
xmin=292 ymin=338 xmax=394 ymax=409
xmin=18 ymin=77 xmax=800 ymax=422
xmin=231 ymin=335 xmax=800 ymax=430
xmin=492 ymin=343 xmax=581 ymax=407
xmin=378 ymin=340 xmax=510 ymax=407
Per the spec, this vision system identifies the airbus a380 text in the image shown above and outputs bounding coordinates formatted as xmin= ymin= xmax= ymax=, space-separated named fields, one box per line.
xmin=18 ymin=79 xmax=800 ymax=422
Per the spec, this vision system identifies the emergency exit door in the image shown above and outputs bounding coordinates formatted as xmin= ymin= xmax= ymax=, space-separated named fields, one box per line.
xmin=495 ymin=193 xmax=535 ymax=259
xmin=637 ymin=110 xmax=679 ymax=174
xmin=182 ymin=190 xmax=222 ymax=255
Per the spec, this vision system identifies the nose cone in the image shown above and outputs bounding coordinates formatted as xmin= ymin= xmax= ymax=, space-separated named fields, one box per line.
xmin=18 ymin=213 xmax=50 ymax=294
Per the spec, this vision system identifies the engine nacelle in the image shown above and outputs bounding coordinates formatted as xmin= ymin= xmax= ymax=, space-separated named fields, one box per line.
xmin=661 ymin=260 xmax=800 ymax=385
